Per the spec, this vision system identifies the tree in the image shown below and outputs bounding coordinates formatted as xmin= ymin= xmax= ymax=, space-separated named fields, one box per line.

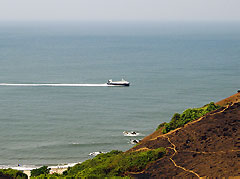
xmin=31 ymin=166 xmax=50 ymax=177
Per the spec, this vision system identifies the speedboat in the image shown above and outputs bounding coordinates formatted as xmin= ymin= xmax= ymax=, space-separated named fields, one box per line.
xmin=107 ymin=79 xmax=130 ymax=86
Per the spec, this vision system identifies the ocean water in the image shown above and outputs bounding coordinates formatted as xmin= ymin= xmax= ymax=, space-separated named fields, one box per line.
xmin=0 ymin=22 xmax=239 ymax=167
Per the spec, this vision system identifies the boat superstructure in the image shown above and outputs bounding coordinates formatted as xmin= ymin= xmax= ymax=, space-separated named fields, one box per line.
xmin=107 ymin=79 xmax=130 ymax=86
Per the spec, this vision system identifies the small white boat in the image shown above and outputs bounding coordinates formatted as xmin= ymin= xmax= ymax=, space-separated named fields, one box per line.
xmin=107 ymin=79 xmax=130 ymax=86
xmin=123 ymin=131 xmax=140 ymax=136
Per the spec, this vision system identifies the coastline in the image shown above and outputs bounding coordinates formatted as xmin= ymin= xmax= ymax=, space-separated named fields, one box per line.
xmin=1 ymin=92 xmax=239 ymax=178
xmin=0 ymin=163 xmax=78 ymax=178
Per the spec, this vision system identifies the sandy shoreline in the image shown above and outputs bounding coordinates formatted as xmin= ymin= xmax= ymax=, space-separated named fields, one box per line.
xmin=0 ymin=163 xmax=79 ymax=178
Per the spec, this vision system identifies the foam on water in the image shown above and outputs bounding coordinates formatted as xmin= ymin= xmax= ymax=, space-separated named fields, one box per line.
xmin=0 ymin=164 xmax=37 ymax=170
xmin=0 ymin=163 xmax=79 ymax=170
xmin=88 ymin=151 xmax=107 ymax=156
xmin=123 ymin=131 xmax=142 ymax=136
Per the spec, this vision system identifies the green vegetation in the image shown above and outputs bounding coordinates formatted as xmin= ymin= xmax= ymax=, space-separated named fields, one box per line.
xmin=65 ymin=148 xmax=165 ymax=177
xmin=31 ymin=166 xmax=50 ymax=177
xmin=0 ymin=168 xmax=28 ymax=178
xmin=30 ymin=173 xmax=61 ymax=179
xmin=155 ymin=122 xmax=166 ymax=131
xmin=31 ymin=148 xmax=165 ymax=178
xmin=158 ymin=102 xmax=220 ymax=134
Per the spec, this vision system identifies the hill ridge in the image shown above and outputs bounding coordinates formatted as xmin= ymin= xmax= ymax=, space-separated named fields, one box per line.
xmin=130 ymin=101 xmax=240 ymax=177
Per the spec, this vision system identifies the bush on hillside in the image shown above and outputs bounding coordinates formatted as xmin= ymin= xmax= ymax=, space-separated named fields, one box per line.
xmin=63 ymin=148 xmax=165 ymax=177
xmin=156 ymin=122 xmax=166 ymax=131
xmin=0 ymin=168 xmax=28 ymax=178
xmin=31 ymin=166 xmax=50 ymax=177
xmin=161 ymin=102 xmax=220 ymax=134
xmin=30 ymin=173 xmax=61 ymax=179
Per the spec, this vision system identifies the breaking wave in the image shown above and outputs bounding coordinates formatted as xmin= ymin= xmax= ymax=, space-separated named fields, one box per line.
xmin=0 ymin=163 xmax=79 ymax=170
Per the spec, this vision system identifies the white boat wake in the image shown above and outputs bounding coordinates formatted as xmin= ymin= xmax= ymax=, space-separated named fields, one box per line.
xmin=0 ymin=83 xmax=116 ymax=87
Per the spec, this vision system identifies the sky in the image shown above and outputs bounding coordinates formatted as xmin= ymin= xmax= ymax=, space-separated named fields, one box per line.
xmin=0 ymin=0 xmax=240 ymax=22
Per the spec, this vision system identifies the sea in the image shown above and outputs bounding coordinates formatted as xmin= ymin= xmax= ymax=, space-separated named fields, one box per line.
xmin=0 ymin=21 xmax=239 ymax=168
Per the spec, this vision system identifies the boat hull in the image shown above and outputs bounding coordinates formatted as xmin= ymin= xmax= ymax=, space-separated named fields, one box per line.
xmin=107 ymin=83 xmax=130 ymax=86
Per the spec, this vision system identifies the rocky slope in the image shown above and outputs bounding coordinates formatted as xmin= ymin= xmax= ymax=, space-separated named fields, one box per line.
xmin=128 ymin=93 xmax=240 ymax=178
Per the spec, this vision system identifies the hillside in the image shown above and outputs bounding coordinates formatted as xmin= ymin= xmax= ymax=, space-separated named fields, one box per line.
xmin=129 ymin=100 xmax=240 ymax=177
xmin=31 ymin=93 xmax=240 ymax=178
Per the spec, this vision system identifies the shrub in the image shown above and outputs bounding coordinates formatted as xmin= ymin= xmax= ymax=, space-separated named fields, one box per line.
xmin=31 ymin=166 xmax=50 ymax=177
xmin=161 ymin=102 xmax=220 ymax=134
xmin=156 ymin=122 xmax=167 ymax=131
xmin=0 ymin=168 xmax=28 ymax=178
xmin=63 ymin=148 xmax=166 ymax=178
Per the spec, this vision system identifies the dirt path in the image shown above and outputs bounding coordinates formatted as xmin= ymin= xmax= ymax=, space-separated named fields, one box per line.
xmin=129 ymin=103 xmax=239 ymax=177
xmin=165 ymin=136 xmax=201 ymax=178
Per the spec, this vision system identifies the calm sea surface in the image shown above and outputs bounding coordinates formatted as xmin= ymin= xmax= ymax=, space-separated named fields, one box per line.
xmin=0 ymin=22 xmax=239 ymax=166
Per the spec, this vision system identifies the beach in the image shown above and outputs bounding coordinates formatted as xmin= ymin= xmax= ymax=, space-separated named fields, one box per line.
xmin=0 ymin=163 xmax=78 ymax=178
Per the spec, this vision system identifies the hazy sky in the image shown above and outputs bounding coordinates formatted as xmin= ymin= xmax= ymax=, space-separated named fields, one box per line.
xmin=0 ymin=0 xmax=240 ymax=22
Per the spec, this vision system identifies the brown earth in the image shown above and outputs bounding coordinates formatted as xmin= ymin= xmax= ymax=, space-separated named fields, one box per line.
xmin=138 ymin=92 xmax=240 ymax=144
xmin=216 ymin=92 xmax=240 ymax=106
xmin=127 ymin=94 xmax=240 ymax=178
